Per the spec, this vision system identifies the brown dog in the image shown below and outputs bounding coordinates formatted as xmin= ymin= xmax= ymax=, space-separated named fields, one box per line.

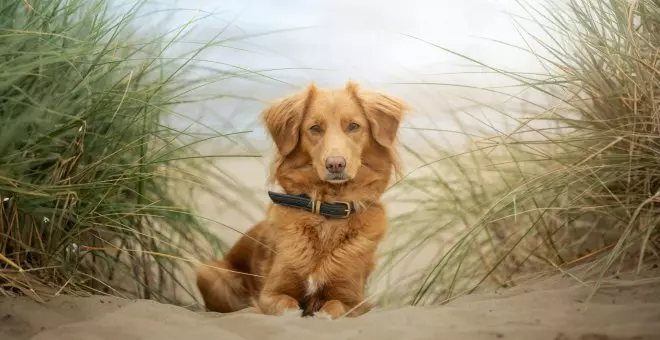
xmin=196 ymin=81 xmax=408 ymax=319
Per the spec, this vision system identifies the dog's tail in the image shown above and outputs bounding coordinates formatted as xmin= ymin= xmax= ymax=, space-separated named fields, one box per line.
xmin=196 ymin=260 xmax=250 ymax=313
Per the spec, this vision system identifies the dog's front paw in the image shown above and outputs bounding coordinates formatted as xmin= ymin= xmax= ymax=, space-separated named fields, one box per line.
xmin=318 ymin=300 xmax=347 ymax=320
xmin=257 ymin=294 xmax=301 ymax=316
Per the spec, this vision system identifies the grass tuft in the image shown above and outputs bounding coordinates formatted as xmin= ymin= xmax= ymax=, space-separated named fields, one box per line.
xmin=378 ymin=0 xmax=660 ymax=306
xmin=0 ymin=0 xmax=244 ymax=306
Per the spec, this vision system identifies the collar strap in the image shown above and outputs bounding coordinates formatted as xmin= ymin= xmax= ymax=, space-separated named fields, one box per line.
xmin=267 ymin=191 xmax=357 ymax=218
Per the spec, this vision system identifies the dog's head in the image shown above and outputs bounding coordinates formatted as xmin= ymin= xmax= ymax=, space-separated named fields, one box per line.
xmin=262 ymin=81 xmax=407 ymax=185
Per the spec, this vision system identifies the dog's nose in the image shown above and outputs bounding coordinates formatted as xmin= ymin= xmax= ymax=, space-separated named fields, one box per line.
xmin=325 ymin=156 xmax=346 ymax=173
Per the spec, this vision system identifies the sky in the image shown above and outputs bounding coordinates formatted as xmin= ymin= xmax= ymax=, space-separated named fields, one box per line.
xmin=116 ymin=0 xmax=557 ymax=148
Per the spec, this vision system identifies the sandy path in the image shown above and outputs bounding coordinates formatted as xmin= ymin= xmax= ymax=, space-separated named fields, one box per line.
xmin=3 ymin=268 xmax=659 ymax=340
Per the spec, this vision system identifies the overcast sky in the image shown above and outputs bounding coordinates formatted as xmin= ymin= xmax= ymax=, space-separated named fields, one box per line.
xmin=119 ymin=0 xmax=555 ymax=148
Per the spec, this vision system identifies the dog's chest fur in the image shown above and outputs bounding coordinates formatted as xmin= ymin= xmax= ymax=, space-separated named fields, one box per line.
xmin=305 ymin=217 xmax=355 ymax=253
xmin=268 ymin=201 xmax=380 ymax=307
xmin=297 ymin=217 xmax=357 ymax=293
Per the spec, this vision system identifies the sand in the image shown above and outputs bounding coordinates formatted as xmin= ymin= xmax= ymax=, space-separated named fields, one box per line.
xmin=3 ymin=267 xmax=660 ymax=340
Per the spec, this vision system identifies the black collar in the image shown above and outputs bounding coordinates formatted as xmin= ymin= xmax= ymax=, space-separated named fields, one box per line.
xmin=267 ymin=191 xmax=357 ymax=218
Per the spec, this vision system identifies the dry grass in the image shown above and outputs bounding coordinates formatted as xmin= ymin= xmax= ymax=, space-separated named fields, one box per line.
xmin=0 ymin=0 xmax=262 ymax=306
xmin=375 ymin=0 xmax=660 ymax=306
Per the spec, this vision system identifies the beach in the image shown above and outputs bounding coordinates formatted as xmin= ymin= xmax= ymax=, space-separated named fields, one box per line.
xmin=3 ymin=264 xmax=659 ymax=340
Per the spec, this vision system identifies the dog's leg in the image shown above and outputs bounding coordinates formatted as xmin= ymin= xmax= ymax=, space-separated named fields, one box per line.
xmin=316 ymin=299 xmax=372 ymax=319
xmin=256 ymin=293 xmax=300 ymax=316
xmin=196 ymin=260 xmax=250 ymax=313
xmin=256 ymin=266 xmax=304 ymax=316
xmin=317 ymin=280 xmax=372 ymax=319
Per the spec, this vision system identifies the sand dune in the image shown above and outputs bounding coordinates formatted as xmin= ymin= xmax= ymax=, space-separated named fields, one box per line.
xmin=3 ymin=267 xmax=659 ymax=340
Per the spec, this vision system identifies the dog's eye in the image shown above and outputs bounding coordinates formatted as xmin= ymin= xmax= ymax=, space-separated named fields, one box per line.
xmin=310 ymin=125 xmax=322 ymax=133
xmin=348 ymin=122 xmax=360 ymax=131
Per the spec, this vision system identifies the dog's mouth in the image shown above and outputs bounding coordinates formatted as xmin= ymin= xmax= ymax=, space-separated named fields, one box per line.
xmin=325 ymin=172 xmax=350 ymax=184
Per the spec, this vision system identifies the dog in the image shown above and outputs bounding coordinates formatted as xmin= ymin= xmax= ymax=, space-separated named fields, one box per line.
xmin=196 ymin=81 xmax=408 ymax=319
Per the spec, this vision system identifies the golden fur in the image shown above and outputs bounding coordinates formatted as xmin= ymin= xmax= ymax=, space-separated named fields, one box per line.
xmin=196 ymin=81 xmax=408 ymax=319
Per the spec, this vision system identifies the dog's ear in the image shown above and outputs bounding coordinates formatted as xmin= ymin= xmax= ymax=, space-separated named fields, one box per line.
xmin=261 ymin=84 xmax=317 ymax=156
xmin=346 ymin=81 xmax=408 ymax=148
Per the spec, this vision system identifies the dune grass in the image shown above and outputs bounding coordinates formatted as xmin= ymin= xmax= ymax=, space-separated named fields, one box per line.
xmin=0 ymin=0 xmax=263 ymax=305
xmin=3 ymin=0 xmax=659 ymax=314
xmin=374 ymin=0 xmax=660 ymax=306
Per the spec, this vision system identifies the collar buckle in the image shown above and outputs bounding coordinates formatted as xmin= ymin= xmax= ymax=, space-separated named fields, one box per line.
xmin=334 ymin=201 xmax=352 ymax=218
